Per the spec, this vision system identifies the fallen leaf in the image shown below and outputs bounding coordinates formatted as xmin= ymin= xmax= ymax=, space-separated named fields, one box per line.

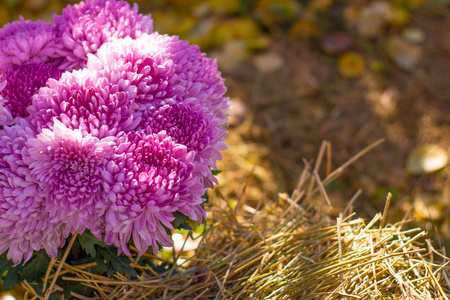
xmin=357 ymin=1 xmax=393 ymax=37
xmin=386 ymin=36 xmax=422 ymax=71
xmin=402 ymin=28 xmax=425 ymax=44
xmin=413 ymin=192 xmax=446 ymax=220
xmin=211 ymin=17 xmax=262 ymax=48
xmin=406 ymin=144 xmax=448 ymax=175
xmin=388 ymin=6 xmax=410 ymax=27
xmin=321 ymin=32 xmax=354 ymax=55
xmin=338 ymin=52 xmax=365 ymax=78
xmin=208 ymin=0 xmax=241 ymax=14
xmin=210 ymin=40 xmax=250 ymax=72
xmin=289 ymin=20 xmax=318 ymax=39
xmin=307 ymin=0 xmax=333 ymax=12
xmin=255 ymin=0 xmax=300 ymax=28
xmin=253 ymin=52 xmax=284 ymax=74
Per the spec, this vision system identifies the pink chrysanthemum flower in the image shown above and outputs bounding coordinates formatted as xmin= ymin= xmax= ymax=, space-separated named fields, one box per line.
xmin=87 ymin=36 xmax=183 ymax=113
xmin=0 ymin=17 xmax=59 ymax=68
xmin=29 ymin=68 xmax=139 ymax=138
xmin=0 ymin=120 xmax=67 ymax=265
xmin=0 ymin=62 xmax=62 ymax=119
xmin=168 ymin=39 xmax=230 ymax=127
xmin=98 ymin=131 xmax=207 ymax=256
xmin=138 ymin=98 xmax=227 ymax=187
xmin=140 ymin=33 xmax=230 ymax=126
xmin=25 ymin=120 xmax=115 ymax=236
xmin=54 ymin=0 xmax=153 ymax=71
xmin=0 ymin=80 xmax=14 ymax=126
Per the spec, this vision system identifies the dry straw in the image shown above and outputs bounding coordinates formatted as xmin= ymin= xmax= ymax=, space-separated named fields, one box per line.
xmin=23 ymin=140 xmax=450 ymax=299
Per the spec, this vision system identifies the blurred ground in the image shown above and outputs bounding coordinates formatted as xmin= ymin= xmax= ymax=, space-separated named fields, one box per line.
xmin=1 ymin=0 xmax=449 ymax=247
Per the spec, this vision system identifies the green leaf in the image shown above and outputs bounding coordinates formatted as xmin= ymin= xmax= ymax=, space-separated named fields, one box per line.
xmin=29 ymin=282 xmax=44 ymax=297
xmin=211 ymin=169 xmax=222 ymax=176
xmin=0 ymin=256 xmax=19 ymax=290
xmin=201 ymin=193 xmax=209 ymax=201
xmin=171 ymin=211 xmax=191 ymax=230
xmin=98 ymin=247 xmax=137 ymax=278
xmin=61 ymin=279 xmax=94 ymax=299
xmin=3 ymin=265 xmax=19 ymax=290
xmin=78 ymin=232 xmax=107 ymax=257
xmin=153 ymin=262 xmax=170 ymax=274
xmin=0 ymin=256 xmax=13 ymax=276
xmin=21 ymin=250 xmax=50 ymax=283
xmin=94 ymin=252 xmax=107 ymax=274
xmin=179 ymin=222 xmax=192 ymax=230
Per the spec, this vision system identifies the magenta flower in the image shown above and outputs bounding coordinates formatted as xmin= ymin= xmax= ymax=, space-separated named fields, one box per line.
xmin=98 ymin=131 xmax=207 ymax=256
xmin=0 ymin=17 xmax=59 ymax=69
xmin=0 ymin=80 xmax=14 ymax=126
xmin=0 ymin=120 xmax=67 ymax=265
xmin=87 ymin=35 xmax=183 ymax=113
xmin=138 ymin=98 xmax=227 ymax=187
xmin=0 ymin=62 xmax=62 ymax=119
xmin=29 ymin=68 xmax=139 ymax=138
xmin=54 ymin=0 xmax=153 ymax=71
xmin=141 ymin=33 xmax=230 ymax=126
xmin=25 ymin=120 xmax=115 ymax=236
xmin=170 ymin=40 xmax=230 ymax=127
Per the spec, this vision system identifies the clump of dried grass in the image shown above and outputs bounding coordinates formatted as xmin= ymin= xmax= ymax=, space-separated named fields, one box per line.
xmin=23 ymin=140 xmax=450 ymax=299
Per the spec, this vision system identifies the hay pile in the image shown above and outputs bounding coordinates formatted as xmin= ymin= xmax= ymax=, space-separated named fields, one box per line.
xmin=22 ymin=141 xmax=450 ymax=299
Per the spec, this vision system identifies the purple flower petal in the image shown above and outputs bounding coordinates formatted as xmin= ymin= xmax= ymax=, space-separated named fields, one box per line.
xmin=29 ymin=68 xmax=139 ymax=138
xmin=0 ymin=17 xmax=59 ymax=68
xmin=26 ymin=119 xmax=115 ymax=236
xmin=54 ymin=0 xmax=153 ymax=70
xmin=0 ymin=120 xmax=67 ymax=265
xmin=138 ymin=98 xmax=227 ymax=187
xmin=98 ymin=131 xmax=207 ymax=255
xmin=0 ymin=62 xmax=62 ymax=119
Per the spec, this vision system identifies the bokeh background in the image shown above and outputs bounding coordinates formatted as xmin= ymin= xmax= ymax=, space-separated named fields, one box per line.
xmin=1 ymin=0 xmax=449 ymax=282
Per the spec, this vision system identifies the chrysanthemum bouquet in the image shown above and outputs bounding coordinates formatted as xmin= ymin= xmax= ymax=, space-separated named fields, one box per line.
xmin=0 ymin=0 xmax=229 ymax=291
